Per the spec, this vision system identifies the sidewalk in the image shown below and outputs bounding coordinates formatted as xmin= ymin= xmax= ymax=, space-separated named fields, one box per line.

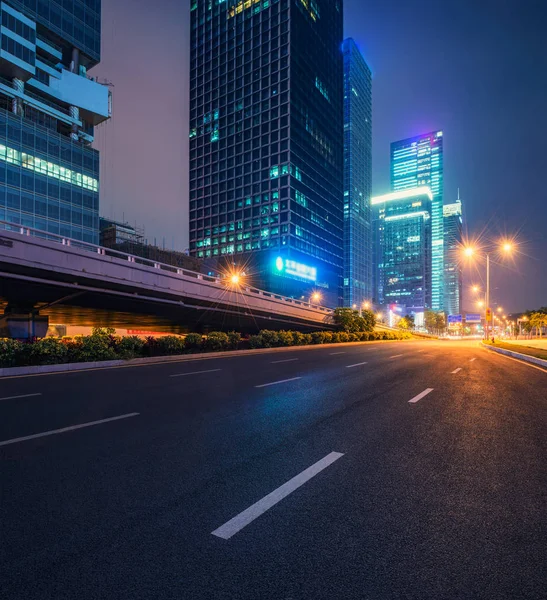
xmin=503 ymin=338 xmax=547 ymax=350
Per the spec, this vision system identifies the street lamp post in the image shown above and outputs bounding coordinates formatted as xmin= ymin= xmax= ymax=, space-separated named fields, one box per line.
xmin=464 ymin=241 xmax=514 ymax=341
xmin=486 ymin=252 xmax=490 ymax=341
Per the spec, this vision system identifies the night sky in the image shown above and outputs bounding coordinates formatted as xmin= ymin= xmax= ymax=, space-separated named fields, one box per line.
xmin=93 ymin=0 xmax=546 ymax=312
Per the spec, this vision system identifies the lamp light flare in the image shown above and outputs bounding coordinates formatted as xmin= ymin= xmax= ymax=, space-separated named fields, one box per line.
xmin=463 ymin=246 xmax=475 ymax=258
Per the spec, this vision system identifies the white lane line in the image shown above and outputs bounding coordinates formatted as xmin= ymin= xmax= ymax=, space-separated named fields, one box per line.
xmin=346 ymin=362 xmax=368 ymax=368
xmin=170 ymin=369 xmax=222 ymax=378
xmin=469 ymin=358 xmax=476 ymax=362
xmin=0 ymin=392 xmax=42 ymax=402
xmin=408 ymin=388 xmax=434 ymax=404
xmin=389 ymin=354 xmax=404 ymax=359
xmin=0 ymin=413 xmax=139 ymax=448
xmin=211 ymin=451 xmax=344 ymax=540
xmin=416 ymin=350 xmax=426 ymax=353
xmin=452 ymin=368 xmax=462 ymax=374
xmin=255 ymin=377 xmax=301 ymax=388
xmin=271 ymin=358 xmax=299 ymax=364
xmin=329 ymin=352 xmax=346 ymax=355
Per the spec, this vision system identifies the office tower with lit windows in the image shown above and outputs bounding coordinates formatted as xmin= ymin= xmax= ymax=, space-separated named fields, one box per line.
xmin=391 ymin=131 xmax=443 ymax=310
xmin=372 ymin=186 xmax=432 ymax=311
xmin=189 ymin=0 xmax=344 ymax=306
xmin=443 ymin=191 xmax=463 ymax=315
xmin=342 ymin=37 xmax=372 ymax=308
xmin=0 ymin=0 xmax=110 ymax=243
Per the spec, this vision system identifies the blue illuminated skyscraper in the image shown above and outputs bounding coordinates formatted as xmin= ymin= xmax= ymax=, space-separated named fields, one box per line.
xmin=372 ymin=186 xmax=432 ymax=311
xmin=342 ymin=38 xmax=372 ymax=308
xmin=391 ymin=131 xmax=444 ymax=310
xmin=443 ymin=191 xmax=463 ymax=315
xmin=189 ymin=0 xmax=345 ymax=307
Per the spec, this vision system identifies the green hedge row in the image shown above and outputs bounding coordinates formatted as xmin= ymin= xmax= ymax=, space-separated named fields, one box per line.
xmin=0 ymin=331 xmax=242 ymax=368
xmin=0 ymin=328 xmax=412 ymax=368
xmin=248 ymin=329 xmax=412 ymax=349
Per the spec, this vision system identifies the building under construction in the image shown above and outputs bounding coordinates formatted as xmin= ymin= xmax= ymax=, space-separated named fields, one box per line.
xmin=99 ymin=218 xmax=202 ymax=272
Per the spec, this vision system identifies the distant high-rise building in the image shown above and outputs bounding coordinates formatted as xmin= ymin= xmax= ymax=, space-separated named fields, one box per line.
xmin=391 ymin=131 xmax=444 ymax=310
xmin=443 ymin=191 xmax=463 ymax=315
xmin=189 ymin=0 xmax=345 ymax=307
xmin=372 ymin=186 xmax=432 ymax=311
xmin=342 ymin=38 xmax=372 ymax=308
xmin=0 ymin=1 xmax=110 ymax=243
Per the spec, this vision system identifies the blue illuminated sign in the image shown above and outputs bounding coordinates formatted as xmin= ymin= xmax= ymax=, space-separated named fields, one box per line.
xmin=448 ymin=314 xmax=462 ymax=323
xmin=274 ymin=257 xmax=317 ymax=282
xmin=465 ymin=313 xmax=481 ymax=324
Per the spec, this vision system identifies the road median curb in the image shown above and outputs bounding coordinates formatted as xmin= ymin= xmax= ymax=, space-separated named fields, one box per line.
xmin=481 ymin=342 xmax=547 ymax=369
xmin=0 ymin=338 xmax=420 ymax=378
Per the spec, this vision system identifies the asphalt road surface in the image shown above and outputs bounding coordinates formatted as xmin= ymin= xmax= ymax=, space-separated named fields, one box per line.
xmin=1 ymin=340 xmax=546 ymax=599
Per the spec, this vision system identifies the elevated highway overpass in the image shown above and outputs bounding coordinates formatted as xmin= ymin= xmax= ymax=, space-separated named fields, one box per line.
xmin=0 ymin=222 xmax=335 ymax=338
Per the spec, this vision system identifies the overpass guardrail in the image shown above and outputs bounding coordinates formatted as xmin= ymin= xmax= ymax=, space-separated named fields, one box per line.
xmin=0 ymin=220 xmax=335 ymax=317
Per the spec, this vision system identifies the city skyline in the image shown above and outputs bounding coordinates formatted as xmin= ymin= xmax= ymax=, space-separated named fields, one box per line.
xmin=92 ymin=0 xmax=546 ymax=311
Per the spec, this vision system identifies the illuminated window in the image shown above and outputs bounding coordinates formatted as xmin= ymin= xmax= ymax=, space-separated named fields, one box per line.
xmin=294 ymin=190 xmax=307 ymax=207
xmin=0 ymin=144 xmax=98 ymax=192
xmin=315 ymin=77 xmax=330 ymax=102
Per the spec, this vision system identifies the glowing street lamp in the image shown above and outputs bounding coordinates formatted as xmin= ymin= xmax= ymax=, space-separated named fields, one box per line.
xmin=464 ymin=246 xmax=475 ymax=258
xmin=311 ymin=292 xmax=322 ymax=304
xmin=462 ymin=239 xmax=517 ymax=340
xmin=227 ymin=270 xmax=245 ymax=287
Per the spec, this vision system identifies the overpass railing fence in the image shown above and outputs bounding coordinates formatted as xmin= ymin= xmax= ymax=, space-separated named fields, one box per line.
xmin=0 ymin=220 xmax=334 ymax=316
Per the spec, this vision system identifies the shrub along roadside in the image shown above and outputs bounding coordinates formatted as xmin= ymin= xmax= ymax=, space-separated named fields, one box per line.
xmin=0 ymin=329 xmax=411 ymax=369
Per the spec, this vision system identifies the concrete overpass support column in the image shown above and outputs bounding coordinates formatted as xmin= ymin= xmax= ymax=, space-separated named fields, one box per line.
xmin=0 ymin=304 xmax=49 ymax=340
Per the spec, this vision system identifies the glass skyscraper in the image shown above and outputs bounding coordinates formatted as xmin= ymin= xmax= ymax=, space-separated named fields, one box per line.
xmin=0 ymin=0 xmax=109 ymax=244
xmin=391 ymin=131 xmax=444 ymax=310
xmin=372 ymin=187 xmax=432 ymax=310
xmin=189 ymin=0 xmax=344 ymax=307
xmin=342 ymin=37 xmax=372 ymax=308
xmin=443 ymin=192 xmax=463 ymax=315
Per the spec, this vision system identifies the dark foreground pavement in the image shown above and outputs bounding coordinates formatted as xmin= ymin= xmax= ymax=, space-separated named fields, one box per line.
xmin=1 ymin=340 xmax=546 ymax=599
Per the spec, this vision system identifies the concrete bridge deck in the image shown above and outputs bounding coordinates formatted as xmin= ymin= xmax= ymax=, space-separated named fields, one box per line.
xmin=0 ymin=223 xmax=335 ymax=336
